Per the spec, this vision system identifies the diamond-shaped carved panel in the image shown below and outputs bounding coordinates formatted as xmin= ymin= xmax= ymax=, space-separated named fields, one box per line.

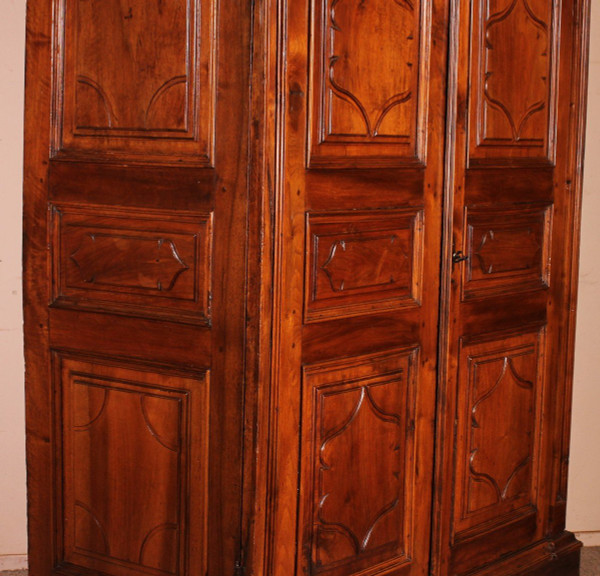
xmin=452 ymin=331 xmax=545 ymax=542
xmin=300 ymin=349 xmax=418 ymax=576
xmin=468 ymin=0 xmax=558 ymax=165
xmin=462 ymin=205 xmax=552 ymax=300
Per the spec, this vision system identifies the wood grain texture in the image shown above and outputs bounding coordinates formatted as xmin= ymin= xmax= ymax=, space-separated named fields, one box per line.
xmin=24 ymin=1 xmax=252 ymax=576
xmin=52 ymin=0 xmax=216 ymax=165
xmin=55 ymin=355 xmax=209 ymax=576
xmin=23 ymin=2 xmax=55 ymax=576
xmin=51 ymin=204 xmax=212 ymax=324
xmin=299 ymin=349 xmax=418 ymax=576
xmin=308 ymin=0 xmax=429 ymax=166
xmin=462 ymin=204 xmax=552 ymax=299
xmin=468 ymin=0 xmax=559 ymax=166
xmin=547 ymin=0 xmax=591 ymax=537
xmin=265 ymin=1 xmax=450 ymax=576
xmin=22 ymin=1 xmax=590 ymax=575
xmin=305 ymin=209 xmax=423 ymax=321
xmin=431 ymin=0 xmax=590 ymax=574
xmin=452 ymin=331 xmax=545 ymax=543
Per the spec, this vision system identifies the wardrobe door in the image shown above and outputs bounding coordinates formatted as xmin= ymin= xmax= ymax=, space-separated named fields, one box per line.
xmin=434 ymin=0 xmax=589 ymax=574
xmin=23 ymin=1 xmax=252 ymax=576
xmin=265 ymin=1 xmax=449 ymax=575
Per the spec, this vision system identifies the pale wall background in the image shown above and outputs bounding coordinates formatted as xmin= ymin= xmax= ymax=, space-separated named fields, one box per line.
xmin=0 ymin=0 xmax=599 ymax=568
xmin=0 ymin=0 xmax=28 ymax=569
xmin=566 ymin=1 xmax=600 ymax=547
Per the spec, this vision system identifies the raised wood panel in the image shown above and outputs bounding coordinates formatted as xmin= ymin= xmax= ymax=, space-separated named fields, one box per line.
xmin=51 ymin=205 xmax=212 ymax=324
xmin=55 ymin=355 xmax=209 ymax=576
xmin=452 ymin=330 xmax=545 ymax=542
xmin=299 ymin=349 xmax=418 ymax=576
xmin=305 ymin=210 xmax=423 ymax=322
xmin=308 ymin=0 xmax=429 ymax=167
xmin=462 ymin=205 xmax=552 ymax=299
xmin=53 ymin=0 xmax=215 ymax=165
xmin=468 ymin=0 xmax=558 ymax=165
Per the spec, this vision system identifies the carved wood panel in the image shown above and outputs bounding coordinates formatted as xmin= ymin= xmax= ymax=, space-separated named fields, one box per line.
xmin=452 ymin=330 xmax=545 ymax=542
xmin=462 ymin=204 xmax=552 ymax=299
xmin=468 ymin=0 xmax=558 ymax=165
xmin=305 ymin=210 xmax=423 ymax=322
xmin=55 ymin=355 xmax=209 ymax=576
xmin=53 ymin=0 xmax=215 ymax=164
xmin=51 ymin=205 xmax=212 ymax=324
xmin=308 ymin=0 xmax=429 ymax=167
xmin=299 ymin=349 xmax=418 ymax=576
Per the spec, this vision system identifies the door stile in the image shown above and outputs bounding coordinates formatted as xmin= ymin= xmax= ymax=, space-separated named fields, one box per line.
xmin=430 ymin=0 xmax=461 ymax=572
xmin=545 ymin=0 xmax=591 ymax=536
xmin=262 ymin=0 xmax=306 ymax=572
xmin=23 ymin=0 xmax=54 ymax=574
xmin=242 ymin=0 xmax=280 ymax=572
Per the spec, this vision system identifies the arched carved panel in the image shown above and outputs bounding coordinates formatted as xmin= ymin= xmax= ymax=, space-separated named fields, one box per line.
xmin=299 ymin=349 xmax=418 ymax=576
xmin=468 ymin=0 xmax=558 ymax=165
xmin=52 ymin=0 xmax=216 ymax=165
xmin=309 ymin=0 xmax=429 ymax=167
xmin=56 ymin=355 xmax=210 ymax=576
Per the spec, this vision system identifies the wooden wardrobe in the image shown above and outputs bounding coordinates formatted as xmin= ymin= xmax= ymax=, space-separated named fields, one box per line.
xmin=22 ymin=0 xmax=591 ymax=575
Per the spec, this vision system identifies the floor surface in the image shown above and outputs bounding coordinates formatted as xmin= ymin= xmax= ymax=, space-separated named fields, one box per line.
xmin=582 ymin=546 xmax=600 ymax=576
xmin=2 ymin=549 xmax=600 ymax=575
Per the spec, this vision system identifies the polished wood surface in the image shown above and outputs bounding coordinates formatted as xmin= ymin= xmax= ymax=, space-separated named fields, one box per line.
xmin=432 ymin=1 xmax=590 ymax=574
xmin=22 ymin=1 xmax=590 ymax=575
xmin=24 ymin=1 xmax=252 ymax=576
xmin=266 ymin=2 xmax=449 ymax=575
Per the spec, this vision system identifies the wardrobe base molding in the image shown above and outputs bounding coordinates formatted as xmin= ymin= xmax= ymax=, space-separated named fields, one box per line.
xmin=446 ymin=532 xmax=582 ymax=576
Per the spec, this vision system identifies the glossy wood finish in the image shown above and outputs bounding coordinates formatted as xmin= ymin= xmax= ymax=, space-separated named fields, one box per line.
xmin=56 ymin=356 xmax=209 ymax=576
xmin=432 ymin=0 xmax=591 ymax=575
xmin=308 ymin=0 xmax=428 ymax=166
xmin=265 ymin=2 xmax=449 ymax=575
xmin=300 ymin=349 xmax=419 ymax=575
xmin=23 ymin=1 xmax=590 ymax=576
xmin=24 ymin=2 xmax=251 ymax=576
xmin=53 ymin=0 xmax=215 ymax=164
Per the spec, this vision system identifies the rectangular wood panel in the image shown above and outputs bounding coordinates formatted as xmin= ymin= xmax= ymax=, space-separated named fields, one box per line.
xmin=452 ymin=330 xmax=545 ymax=543
xmin=462 ymin=204 xmax=552 ymax=299
xmin=51 ymin=205 xmax=212 ymax=324
xmin=468 ymin=0 xmax=558 ymax=165
xmin=308 ymin=0 xmax=430 ymax=167
xmin=55 ymin=355 xmax=209 ymax=576
xmin=52 ymin=0 xmax=216 ymax=164
xmin=299 ymin=348 xmax=418 ymax=576
xmin=305 ymin=210 xmax=423 ymax=322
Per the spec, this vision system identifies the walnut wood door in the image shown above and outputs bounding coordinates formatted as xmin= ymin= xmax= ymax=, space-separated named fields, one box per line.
xmin=432 ymin=0 xmax=589 ymax=574
xmin=265 ymin=1 xmax=449 ymax=575
xmin=23 ymin=2 xmax=252 ymax=576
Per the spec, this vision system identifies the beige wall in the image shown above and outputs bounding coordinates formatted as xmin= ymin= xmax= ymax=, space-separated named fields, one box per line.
xmin=566 ymin=1 xmax=600 ymax=546
xmin=0 ymin=0 xmax=27 ymax=567
xmin=0 ymin=0 xmax=599 ymax=563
